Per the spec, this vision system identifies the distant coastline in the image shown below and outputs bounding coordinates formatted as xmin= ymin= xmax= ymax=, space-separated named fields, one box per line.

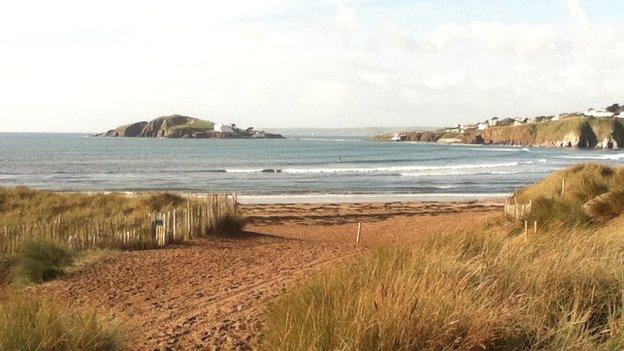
xmin=377 ymin=103 xmax=624 ymax=150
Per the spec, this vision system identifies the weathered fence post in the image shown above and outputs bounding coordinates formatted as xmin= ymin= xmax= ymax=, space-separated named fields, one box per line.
xmin=356 ymin=222 xmax=362 ymax=244
xmin=533 ymin=221 xmax=537 ymax=234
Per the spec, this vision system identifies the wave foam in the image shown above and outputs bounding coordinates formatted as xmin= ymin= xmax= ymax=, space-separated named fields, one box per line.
xmin=560 ymin=154 xmax=624 ymax=160
xmin=280 ymin=162 xmax=521 ymax=174
xmin=222 ymin=160 xmax=547 ymax=175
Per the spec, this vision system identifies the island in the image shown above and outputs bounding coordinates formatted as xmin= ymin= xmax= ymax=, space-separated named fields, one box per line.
xmin=376 ymin=103 xmax=624 ymax=149
xmin=95 ymin=115 xmax=284 ymax=139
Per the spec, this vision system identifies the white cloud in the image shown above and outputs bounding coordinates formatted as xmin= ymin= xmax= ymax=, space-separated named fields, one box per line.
xmin=0 ymin=0 xmax=623 ymax=132
xmin=568 ymin=0 xmax=590 ymax=29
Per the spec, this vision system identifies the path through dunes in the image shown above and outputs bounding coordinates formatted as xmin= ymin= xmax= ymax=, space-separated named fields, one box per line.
xmin=39 ymin=233 xmax=360 ymax=350
xmin=36 ymin=204 xmax=500 ymax=350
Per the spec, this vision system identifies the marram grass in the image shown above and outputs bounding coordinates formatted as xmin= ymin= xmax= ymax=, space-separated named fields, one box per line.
xmin=264 ymin=164 xmax=624 ymax=350
xmin=0 ymin=292 xmax=124 ymax=351
xmin=264 ymin=217 xmax=624 ymax=350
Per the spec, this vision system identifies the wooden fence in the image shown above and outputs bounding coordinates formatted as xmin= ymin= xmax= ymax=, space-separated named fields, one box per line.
xmin=0 ymin=193 xmax=239 ymax=256
xmin=504 ymin=198 xmax=532 ymax=220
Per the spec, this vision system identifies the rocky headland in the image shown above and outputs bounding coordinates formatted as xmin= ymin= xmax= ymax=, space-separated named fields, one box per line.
xmin=376 ymin=105 xmax=624 ymax=149
xmin=95 ymin=115 xmax=284 ymax=139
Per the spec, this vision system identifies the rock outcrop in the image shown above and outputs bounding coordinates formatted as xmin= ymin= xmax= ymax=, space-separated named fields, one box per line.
xmin=96 ymin=115 xmax=284 ymax=139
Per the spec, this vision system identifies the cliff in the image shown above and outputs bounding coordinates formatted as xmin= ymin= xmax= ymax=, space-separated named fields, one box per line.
xmin=377 ymin=117 xmax=624 ymax=149
xmin=482 ymin=117 xmax=624 ymax=148
xmin=373 ymin=131 xmax=444 ymax=142
xmin=97 ymin=115 xmax=284 ymax=139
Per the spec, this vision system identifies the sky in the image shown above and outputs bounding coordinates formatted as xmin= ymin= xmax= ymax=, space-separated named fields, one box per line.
xmin=1 ymin=0 xmax=623 ymax=132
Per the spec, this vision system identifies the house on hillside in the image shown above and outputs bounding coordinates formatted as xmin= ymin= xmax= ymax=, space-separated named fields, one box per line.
xmin=214 ymin=123 xmax=235 ymax=133
xmin=390 ymin=133 xmax=404 ymax=141
xmin=445 ymin=124 xmax=461 ymax=133
xmin=585 ymin=108 xmax=614 ymax=118
xmin=459 ymin=123 xmax=478 ymax=134
xmin=488 ymin=117 xmax=499 ymax=127
xmin=513 ymin=118 xmax=528 ymax=126
xmin=477 ymin=122 xmax=489 ymax=131
xmin=497 ymin=118 xmax=515 ymax=127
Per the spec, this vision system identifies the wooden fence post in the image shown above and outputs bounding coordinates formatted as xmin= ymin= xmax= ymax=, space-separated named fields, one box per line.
xmin=186 ymin=202 xmax=191 ymax=238
xmin=533 ymin=221 xmax=537 ymax=234
xmin=172 ymin=210 xmax=177 ymax=241
xmin=356 ymin=222 xmax=362 ymax=244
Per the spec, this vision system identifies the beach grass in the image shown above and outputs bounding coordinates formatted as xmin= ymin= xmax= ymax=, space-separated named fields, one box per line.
xmin=264 ymin=163 xmax=624 ymax=350
xmin=11 ymin=239 xmax=75 ymax=285
xmin=0 ymin=187 xmax=245 ymax=251
xmin=0 ymin=292 xmax=124 ymax=351
xmin=264 ymin=214 xmax=624 ymax=350
xmin=0 ymin=187 xmax=186 ymax=227
xmin=514 ymin=163 xmax=624 ymax=226
xmin=215 ymin=212 xmax=247 ymax=235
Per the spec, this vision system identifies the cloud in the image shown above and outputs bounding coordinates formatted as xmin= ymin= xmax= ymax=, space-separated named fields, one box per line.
xmin=0 ymin=0 xmax=623 ymax=132
xmin=568 ymin=0 xmax=590 ymax=29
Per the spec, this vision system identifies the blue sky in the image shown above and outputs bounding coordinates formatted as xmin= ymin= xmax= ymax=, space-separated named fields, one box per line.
xmin=0 ymin=0 xmax=622 ymax=132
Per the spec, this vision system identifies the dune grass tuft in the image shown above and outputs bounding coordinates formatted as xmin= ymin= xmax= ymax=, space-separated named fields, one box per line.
xmin=12 ymin=239 xmax=75 ymax=284
xmin=0 ymin=292 xmax=124 ymax=351
xmin=264 ymin=214 xmax=624 ymax=350
xmin=215 ymin=212 xmax=247 ymax=235
xmin=0 ymin=187 xmax=186 ymax=227
xmin=514 ymin=163 xmax=624 ymax=226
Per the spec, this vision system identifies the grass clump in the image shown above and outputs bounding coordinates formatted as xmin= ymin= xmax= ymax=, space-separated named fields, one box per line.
xmin=264 ymin=215 xmax=624 ymax=350
xmin=215 ymin=212 xmax=247 ymax=235
xmin=0 ymin=292 xmax=124 ymax=350
xmin=514 ymin=163 xmax=624 ymax=226
xmin=0 ymin=187 xmax=187 ymax=227
xmin=12 ymin=240 xmax=74 ymax=284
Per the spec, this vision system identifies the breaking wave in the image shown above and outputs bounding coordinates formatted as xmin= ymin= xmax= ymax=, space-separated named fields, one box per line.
xmin=221 ymin=161 xmax=544 ymax=175
xmin=559 ymin=153 xmax=624 ymax=160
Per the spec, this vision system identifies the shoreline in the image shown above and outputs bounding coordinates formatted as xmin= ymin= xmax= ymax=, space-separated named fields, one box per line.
xmin=54 ymin=190 xmax=510 ymax=204
xmin=235 ymin=192 xmax=509 ymax=204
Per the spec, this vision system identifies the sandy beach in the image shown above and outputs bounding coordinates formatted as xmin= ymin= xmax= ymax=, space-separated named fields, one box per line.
xmin=34 ymin=200 xmax=502 ymax=350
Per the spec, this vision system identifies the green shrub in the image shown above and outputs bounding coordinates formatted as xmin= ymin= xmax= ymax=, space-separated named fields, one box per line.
xmin=0 ymin=292 xmax=124 ymax=350
xmin=13 ymin=240 xmax=75 ymax=284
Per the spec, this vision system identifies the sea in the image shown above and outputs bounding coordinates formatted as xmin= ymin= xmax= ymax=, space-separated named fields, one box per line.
xmin=2 ymin=133 xmax=624 ymax=203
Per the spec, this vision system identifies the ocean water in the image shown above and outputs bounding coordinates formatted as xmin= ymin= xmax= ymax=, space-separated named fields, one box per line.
xmin=2 ymin=133 xmax=624 ymax=200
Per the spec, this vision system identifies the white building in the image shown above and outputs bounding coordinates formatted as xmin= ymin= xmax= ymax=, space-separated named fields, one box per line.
xmin=488 ymin=117 xmax=499 ymax=127
xmin=585 ymin=108 xmax=614 ymax=118
xmin=477 ymin=122 xmax=489 ymax=131
xmin=513 ymin=118 xmax=528 ymax=126
xmin=390 ymin=133 xmax=403 ymax=141
xmin=213 ymin=123 xmax=235 ymax=133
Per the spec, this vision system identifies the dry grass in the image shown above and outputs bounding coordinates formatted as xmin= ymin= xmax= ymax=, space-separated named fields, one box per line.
xmin=0 ymin=291 xmax=124 ymax=350
xmin=0 ymin=187 xmax=186 ymax=227
xmin=264 ymin=213 xmax=624 ymax=350
xmin=514 ymin=163 xmax=624 ymax=226
xmin=0 ymin=187 xmax=245 ymax=253
xmin=264 ymin=163 xmax=624 ymax=350
xmin=11 ymin=239 xmax=75 ymax=285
